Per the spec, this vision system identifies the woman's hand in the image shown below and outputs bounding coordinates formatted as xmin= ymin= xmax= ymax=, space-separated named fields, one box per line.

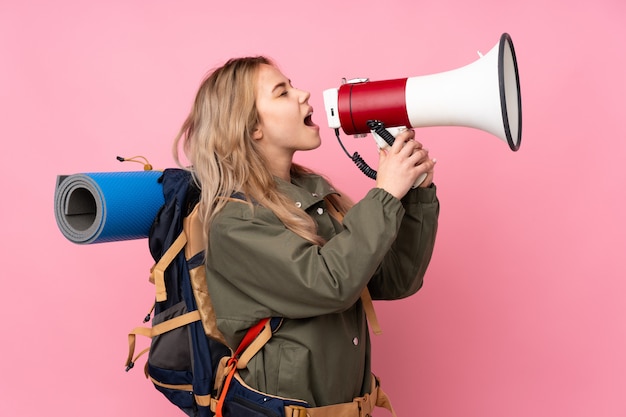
xmin=375 ymin=129 xmax=436 ymax=200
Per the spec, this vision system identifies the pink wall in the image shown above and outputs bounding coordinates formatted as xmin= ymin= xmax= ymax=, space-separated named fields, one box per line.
xmin=2 ymin=1 xmax=625 ymax=416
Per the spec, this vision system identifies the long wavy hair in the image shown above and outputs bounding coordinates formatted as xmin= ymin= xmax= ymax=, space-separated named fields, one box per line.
xmin=173 ymin=56 xmax=352 ymax=247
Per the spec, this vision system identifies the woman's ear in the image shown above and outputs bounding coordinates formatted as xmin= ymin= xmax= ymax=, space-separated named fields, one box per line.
xmin=252 ymin=127 xmax=263 ymax=140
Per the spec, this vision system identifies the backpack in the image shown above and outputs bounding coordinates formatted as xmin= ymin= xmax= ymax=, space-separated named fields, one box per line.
xmin=124 ymin=168 xmax=306 ymax=417
xmin=124 ymin=168 xmax=396 ymax=417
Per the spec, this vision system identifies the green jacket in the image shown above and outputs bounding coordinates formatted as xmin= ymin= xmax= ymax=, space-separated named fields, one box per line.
xmin=206 ymin=173 xmax=439 ymax=407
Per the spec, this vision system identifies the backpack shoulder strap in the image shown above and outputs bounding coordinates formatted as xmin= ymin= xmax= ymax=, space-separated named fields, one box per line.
xmin=184 ymin=203 xmax=228 ymax=346
xmin=324 ymin=197 xmax=382 ymax=335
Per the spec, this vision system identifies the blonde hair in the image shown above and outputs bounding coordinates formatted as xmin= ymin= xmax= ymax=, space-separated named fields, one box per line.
xmin=173 ymin=56 xmax=351 ymax=247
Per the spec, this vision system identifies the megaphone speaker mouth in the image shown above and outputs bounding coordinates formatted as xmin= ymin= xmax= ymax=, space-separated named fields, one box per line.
xmin=498 ymin=33 xmax=522 ymax=151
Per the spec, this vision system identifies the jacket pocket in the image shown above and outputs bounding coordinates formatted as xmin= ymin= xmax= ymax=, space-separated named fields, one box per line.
xmin=276 ymin=345 xmax=311 ymax=400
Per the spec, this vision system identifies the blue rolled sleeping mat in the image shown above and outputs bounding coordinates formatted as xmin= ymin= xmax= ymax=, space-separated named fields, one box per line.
xmin=54 ymin=171 xmax=164 ymax=244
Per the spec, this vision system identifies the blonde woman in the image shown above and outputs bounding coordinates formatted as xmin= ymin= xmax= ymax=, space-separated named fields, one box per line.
xmin=174 ymin=56 xmax=439 ymax=415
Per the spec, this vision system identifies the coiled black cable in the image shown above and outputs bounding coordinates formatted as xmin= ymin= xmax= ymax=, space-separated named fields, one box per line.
xmin=334 ymin=128 xmax=377 ymax=180
xmin=352 ymin=152 xmax=377 ymax=180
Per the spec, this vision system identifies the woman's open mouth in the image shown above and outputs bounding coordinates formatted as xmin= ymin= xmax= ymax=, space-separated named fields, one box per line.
xmin=304 ymin=113 xmax=318 ymax=128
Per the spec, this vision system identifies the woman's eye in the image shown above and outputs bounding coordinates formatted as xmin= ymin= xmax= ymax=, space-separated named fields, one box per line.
xmin=279 ymin=90 xmax=288 ymax=97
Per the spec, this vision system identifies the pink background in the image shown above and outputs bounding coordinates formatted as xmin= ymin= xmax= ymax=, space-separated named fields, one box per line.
xmin=2 ymin=1 xmax=625 ymax=416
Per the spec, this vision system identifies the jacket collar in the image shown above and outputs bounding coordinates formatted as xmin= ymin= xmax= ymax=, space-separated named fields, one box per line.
xmin=275 ymin=174 xmax=340 ymax=211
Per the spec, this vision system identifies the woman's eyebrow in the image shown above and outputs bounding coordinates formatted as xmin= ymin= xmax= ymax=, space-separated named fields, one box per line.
xmin=271 ymin=79 xmax=292 ymax=93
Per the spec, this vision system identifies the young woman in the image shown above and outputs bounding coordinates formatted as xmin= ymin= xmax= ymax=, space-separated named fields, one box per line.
xmin=174 ymin=56 xmax=439 ymax=412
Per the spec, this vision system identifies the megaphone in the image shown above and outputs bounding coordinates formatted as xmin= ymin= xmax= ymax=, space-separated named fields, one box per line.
xmin=323 ymin=33 xmax=522 ymax=181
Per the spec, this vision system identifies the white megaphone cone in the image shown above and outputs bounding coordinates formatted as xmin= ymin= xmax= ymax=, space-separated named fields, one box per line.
xmin=405 ymin=33 xmax=521 ymax=150
xmin=323 ymin=33 xmax=522 ymax=177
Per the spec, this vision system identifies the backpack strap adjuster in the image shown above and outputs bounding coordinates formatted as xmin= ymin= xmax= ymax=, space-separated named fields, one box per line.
xmin=151 ymin=231 xmax=188 ymax=302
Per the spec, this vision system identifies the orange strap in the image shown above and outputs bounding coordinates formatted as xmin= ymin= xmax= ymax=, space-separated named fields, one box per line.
xmin=237 ymin=320 xmax=273 ymax=369
xmin=215 ymin=318 xmax=271 ymax=417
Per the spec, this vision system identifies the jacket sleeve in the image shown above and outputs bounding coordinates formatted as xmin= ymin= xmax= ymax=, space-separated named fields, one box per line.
xmin=366 ymin=184 xmax=439 ymax=300
xmin=207 ymin=187 xmax=409 ymax=320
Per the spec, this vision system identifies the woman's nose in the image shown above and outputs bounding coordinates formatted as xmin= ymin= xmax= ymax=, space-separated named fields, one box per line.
xmin=298 ymin=89 xmax=311 ymax=103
